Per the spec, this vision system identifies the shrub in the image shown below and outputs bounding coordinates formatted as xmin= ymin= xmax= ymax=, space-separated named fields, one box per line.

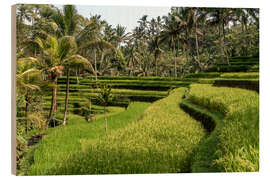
xmin=27 ymin=112 xmax=47 ymax=131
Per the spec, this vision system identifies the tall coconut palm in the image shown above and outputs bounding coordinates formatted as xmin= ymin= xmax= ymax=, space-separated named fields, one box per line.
xmin=62 ymin=54 xmax=95 ymax=125
xmin=160 ymin=14 xmax=184 ymax=77
xmin=16 ymin=4 xmax=32 ymax=51
xmin=189 ymin=8 xmax=207 ymax=71
xmin=40 ymin=5 xmax=96 ymax=124
xmin=125 ymin=42 xmax=139 ymax=76
xmin=81 ymin=38 xmax=115 ymax=80
xmin=148 ymin=36 xmax=163 ymax=76
xmin=34 ymin=35 xmax=94 ymax=126
xmin=113 ymin=24 xmax=130 ymax=48
xmin=207 ymin=8 xmax=234 ymax=65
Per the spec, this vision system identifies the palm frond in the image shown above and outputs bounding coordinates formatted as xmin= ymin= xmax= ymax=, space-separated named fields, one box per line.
xmin=63 ymin=54 xmax=95 ymax=74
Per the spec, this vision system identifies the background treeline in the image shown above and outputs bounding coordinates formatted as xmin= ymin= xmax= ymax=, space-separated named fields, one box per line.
xmin=17 ymin=5 xmax=259 ymax=78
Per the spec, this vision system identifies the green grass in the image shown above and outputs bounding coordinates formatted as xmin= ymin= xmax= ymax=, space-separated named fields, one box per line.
xmin=180 ymin=99 xmax=224 ymax=172
xmin=43 ymin=88 xmax=206 ymax=175
xmin=220 ymin=72 xmax=259 ymax=79
xmin=22 ymin=70 xmax=260 ymax=174
xmin=187 ymin=84 xmax=259 ymax=172
xmin=23 ymin=102 xmax=151 ymax=175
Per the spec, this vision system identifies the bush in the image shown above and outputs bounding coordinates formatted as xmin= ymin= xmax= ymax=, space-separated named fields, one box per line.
xmin=27 ymin=112 xmax=47 ymax=131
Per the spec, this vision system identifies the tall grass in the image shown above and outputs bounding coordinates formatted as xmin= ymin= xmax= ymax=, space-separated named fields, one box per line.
xmin=24 ymin=102 xmax=150 ymax=175
xmin=188 ymin=84 xmax=259 ymax=172
xmin=44 ymin=88 xmax=206 ymax=175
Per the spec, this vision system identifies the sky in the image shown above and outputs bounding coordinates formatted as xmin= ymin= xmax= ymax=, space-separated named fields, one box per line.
xmin=55 ymin=5 xmax=171 ymax=32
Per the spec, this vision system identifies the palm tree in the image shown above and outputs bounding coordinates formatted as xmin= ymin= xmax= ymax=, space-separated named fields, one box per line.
xmin=16 ymin=4 xmax=32 ymax=51
xmin=160 ymin=14 xmax=184 ymax=77
xmin=37 ymin=5 xmax=97 ymax=125
xmin=82 ymin=38 xmax=115 ymax=80
xmin=113 ymin=24 xmax=130 ymax=48
xmin=207 ymin=8 xmax=234 ymax=65
xmin=125 ymin=42 xmax=139 ymax=76
xmin=62 ymin=54 xmax=95 ymax=125
xmin=148 ymin=36 xmax=163 ymax=76
xmin=33 ymin=35 xmax=94 ymax=126
xmin=189 ymin=8 xmax=207 ymax=71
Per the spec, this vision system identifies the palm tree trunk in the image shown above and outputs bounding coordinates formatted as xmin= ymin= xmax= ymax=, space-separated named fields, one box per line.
xmin=131 ymin=56 xmax=135 ymax=76
xmin=218 ymin=24 xmax=224 ymax=61
xmin=76 ymin=68 xmax=79 ymax=84
xmin=195 ymin=26 xmax=203 ymax=71
xmin=99 ymin=52 xmax=105 ymax=73
xmin=94 ymin=49 xmax=97 ymax=81
xmin=222 ymin=21 xmax=230 ymax=65
xmin=63 ymin=68 xmax=70 ymax=125
xmin=25 ymin=92 xmax=29 ymax=134
xmin=173 ymin=44 xmax=177 ymax=77
xmin=48 ymin=76 xmax=57 ymax=126
xmin=155 ymin=54 xmax=158 ymax=76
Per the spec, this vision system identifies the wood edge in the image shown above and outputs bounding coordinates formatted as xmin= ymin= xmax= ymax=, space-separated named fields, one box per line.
xmin=11 ymin=4 xmax=17 ymax=176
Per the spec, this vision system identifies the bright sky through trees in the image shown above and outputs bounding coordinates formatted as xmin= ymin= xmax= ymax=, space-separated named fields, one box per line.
xmin=55 ymin=5 xmax=171 ymax=32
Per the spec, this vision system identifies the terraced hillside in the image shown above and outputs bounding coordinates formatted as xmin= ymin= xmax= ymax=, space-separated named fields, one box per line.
xmin=207 ymin=56 xmax=259 ymax=72
xmin=20 ymin=56 xmax=259 ymax=175
xmin=33 ymin=88 xmax=207 ymax=175
xmin=51 ymin=55 xmax=259 ymax=116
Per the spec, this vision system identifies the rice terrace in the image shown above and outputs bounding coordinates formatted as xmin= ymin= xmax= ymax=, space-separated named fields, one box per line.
xmin=14 ymin=4 xmax=259 ymax=175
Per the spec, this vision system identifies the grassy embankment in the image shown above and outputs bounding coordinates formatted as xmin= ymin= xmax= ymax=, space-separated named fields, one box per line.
xmin=39 ymin=88 xmax=206 ymax=175
xmin=186 ymin=84 xmax=259 ymax=172
xmin=22 ymin=102 xmax=151 ymax=175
